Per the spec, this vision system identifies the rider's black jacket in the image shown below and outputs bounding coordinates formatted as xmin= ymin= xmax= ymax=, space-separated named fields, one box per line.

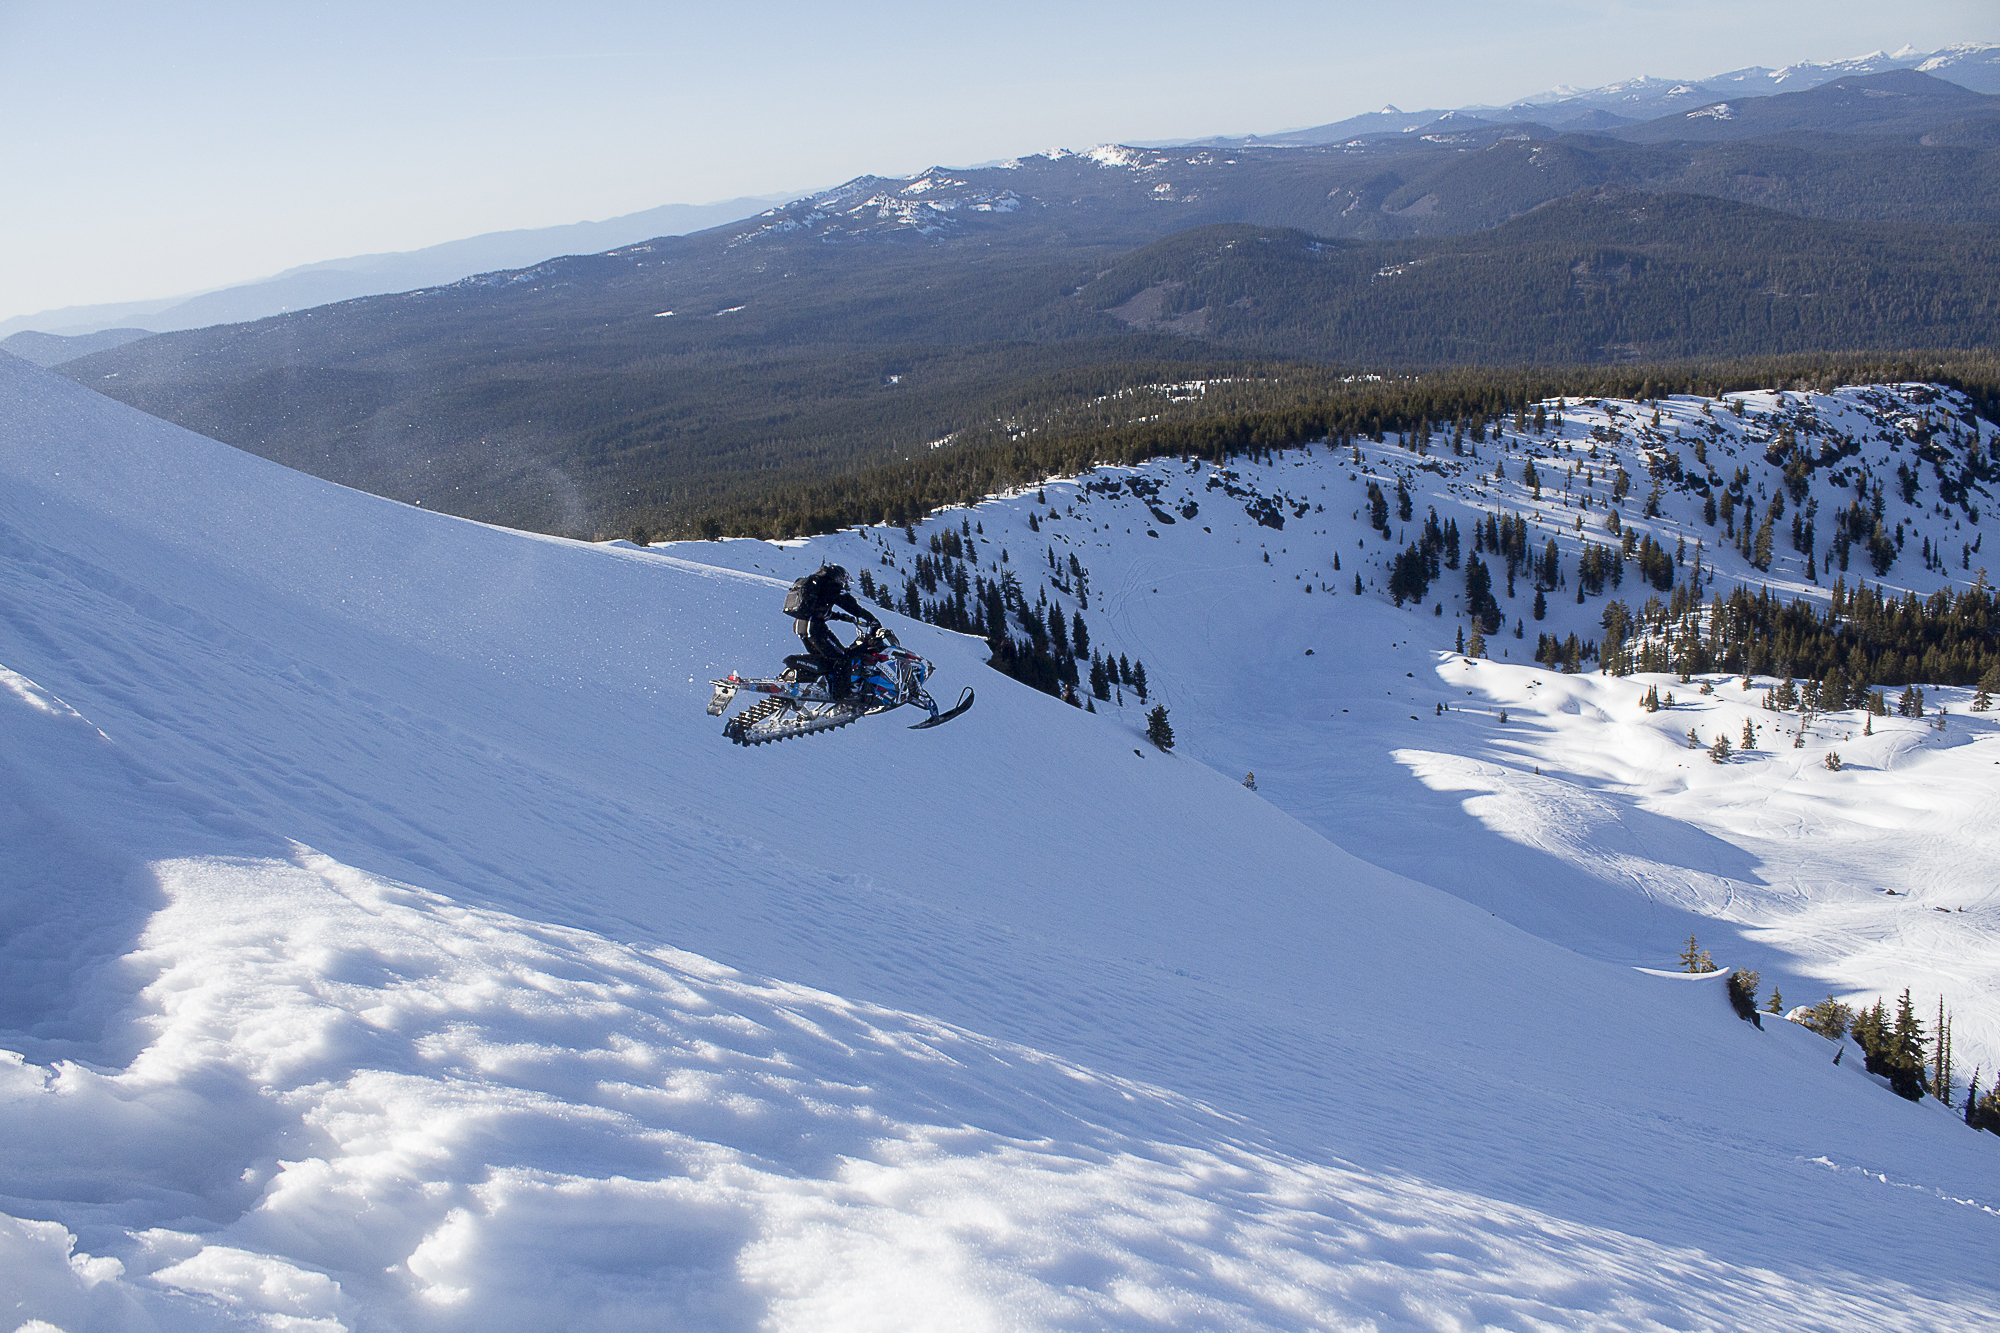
xmin=791 ymin=577 xmax=880 ymax=690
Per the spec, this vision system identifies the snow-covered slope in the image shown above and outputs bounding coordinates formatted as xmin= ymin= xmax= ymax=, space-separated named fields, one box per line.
xmin=5 ymin=351 xmax=2000 ymax=1330
xmin=674 ymin=381 xmax=2000 ymax=1077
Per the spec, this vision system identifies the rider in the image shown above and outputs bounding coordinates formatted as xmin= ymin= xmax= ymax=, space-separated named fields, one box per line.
xmin=784 ymin=564 xmax=880 ymax=699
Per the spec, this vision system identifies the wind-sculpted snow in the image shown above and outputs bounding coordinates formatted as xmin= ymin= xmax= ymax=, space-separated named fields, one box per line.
xmin=5 ymin=351 xmax=2000 ymax=1329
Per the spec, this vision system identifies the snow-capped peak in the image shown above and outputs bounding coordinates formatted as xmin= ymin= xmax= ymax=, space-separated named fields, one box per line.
xmin=1083 ymin=144 xmax=1151 ymax=168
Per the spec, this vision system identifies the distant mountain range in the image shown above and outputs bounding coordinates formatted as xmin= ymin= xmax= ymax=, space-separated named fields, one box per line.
xmin=16 ymin=42 xmax=1993 ymax=352
xmin=55 ymin=59 xmax=2000 ymax=542
xmin=0 ymin=193 xmax=799 ymax=344
xmin=1168 ymin=40 xmax=2000 ymax=147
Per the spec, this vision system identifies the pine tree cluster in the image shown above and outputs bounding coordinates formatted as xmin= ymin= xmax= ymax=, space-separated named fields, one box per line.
xmin=1600 ymin=578 xmax=2000 ymax=689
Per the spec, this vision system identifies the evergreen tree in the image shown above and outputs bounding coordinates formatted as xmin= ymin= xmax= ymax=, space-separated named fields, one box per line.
xmin=1727 ymin=969 xmax=1763 ymax=1023
xmin=1932 ymin=996 xmax=1954 ymax=1105
xmin=1765 ymin=988 xmax=1784 ymax=1015
xmin=1709 ymin=732 xmax=1733 ymax=763
xmin=1072 ymin=612 xmax=1090 ymax=660
xmin=1132 ymin=661 xmax=1148 ymax=702
xmin=1892 ymin=988 xmax=1927 ymax=1080
xmin=1975 ymin=1083 xmax=2000 ymax=1135
xmin=1852 ymin=998 xmax=1889 ymax=1061
xmin=1242 ymin=771 xmax=1257 ymax=790
xmin=1977 ymin=664 xmax=2000 ymax=712
xmin=1145 ymin=704 xmax=1175 ymax=751
xmin=1801 ymin=995 xmax=1852 ymax=1040
xmin=1678 ymin=934 xmax=1716 ymax=973
xmin=1463 ymin=555 xmax=1501 ymax=633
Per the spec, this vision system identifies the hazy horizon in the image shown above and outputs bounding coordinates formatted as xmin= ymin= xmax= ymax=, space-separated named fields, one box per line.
xmin=0 ymin=0 xmax=1988 ymax=323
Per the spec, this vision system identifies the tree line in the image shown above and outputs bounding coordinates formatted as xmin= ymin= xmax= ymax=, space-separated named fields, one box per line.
xmin=676 ymin=350 xmax=2000 ymax=543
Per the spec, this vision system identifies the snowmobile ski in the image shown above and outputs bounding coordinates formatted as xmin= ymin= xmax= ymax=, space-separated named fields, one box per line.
xmin=908 ymin=686 xmax=973 ymax=730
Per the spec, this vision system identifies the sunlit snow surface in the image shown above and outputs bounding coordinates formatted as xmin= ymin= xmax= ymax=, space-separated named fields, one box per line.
xmin=4 ymin=353 xmax=2000 ymax=1330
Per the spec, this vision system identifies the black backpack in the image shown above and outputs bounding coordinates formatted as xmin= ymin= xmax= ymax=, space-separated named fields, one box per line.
xmin=784 ymin=571 xmax=831 ymax=619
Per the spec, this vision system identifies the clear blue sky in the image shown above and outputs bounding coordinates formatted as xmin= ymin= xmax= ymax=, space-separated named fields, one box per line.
xmin=1 ymin=0 xmax=1988 ymax=321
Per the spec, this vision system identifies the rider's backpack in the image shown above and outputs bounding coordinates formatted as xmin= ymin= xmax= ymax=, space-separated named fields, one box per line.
xmin=784 ymin=570 xmax=831 ymax=620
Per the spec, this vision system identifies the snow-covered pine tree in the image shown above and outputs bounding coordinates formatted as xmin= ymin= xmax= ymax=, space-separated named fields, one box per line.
xmin=1145 ymin=705 xmax=1174 ymax=751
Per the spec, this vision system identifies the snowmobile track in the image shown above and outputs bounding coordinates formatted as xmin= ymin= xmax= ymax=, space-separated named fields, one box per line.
xmin=725 ymin=698 xmax=862 ymax=746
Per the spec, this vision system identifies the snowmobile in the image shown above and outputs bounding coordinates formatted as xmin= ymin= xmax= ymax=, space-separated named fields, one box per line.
xmin=707 ymin=624 xmax=973 ymax=746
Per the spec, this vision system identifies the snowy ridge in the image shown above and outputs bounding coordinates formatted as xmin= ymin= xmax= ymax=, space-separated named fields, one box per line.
xmin=1201 ymin=40 xmax=2000 ymax=148
xmin=724 ymin=150 xmax=1238 ymax=246
xmin=5 ymin=351 xmax=2000 ymax=1328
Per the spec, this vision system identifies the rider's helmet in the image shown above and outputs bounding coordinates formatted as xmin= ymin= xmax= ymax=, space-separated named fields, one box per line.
xmin=824 ymin=564 xmax=850 ymax=589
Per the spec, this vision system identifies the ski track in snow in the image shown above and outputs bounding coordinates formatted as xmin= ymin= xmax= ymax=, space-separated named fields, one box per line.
xmin=5 ymin=352 xmax=2000 ymax=1329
